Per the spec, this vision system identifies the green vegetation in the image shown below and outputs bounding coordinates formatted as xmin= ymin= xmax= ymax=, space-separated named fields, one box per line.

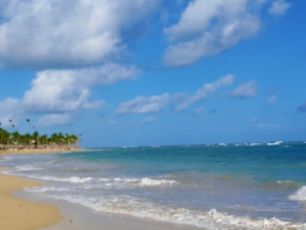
xmin=0 ymin=119 xmax=79 ymax=151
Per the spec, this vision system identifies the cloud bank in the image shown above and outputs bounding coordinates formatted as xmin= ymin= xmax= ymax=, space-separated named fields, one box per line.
xmin=0 ymin=0 xmax=159 ymax=68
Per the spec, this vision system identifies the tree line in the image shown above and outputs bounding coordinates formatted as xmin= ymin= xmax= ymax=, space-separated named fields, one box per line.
xmin=0 ymin=119 xmax=79 ymax=150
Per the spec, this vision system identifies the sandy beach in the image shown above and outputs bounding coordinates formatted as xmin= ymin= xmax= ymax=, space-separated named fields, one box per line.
xmin=0 ymin=172 xmax=62 ymax=230
xmin=0 ymin=169 xmax=196 ymax=230
xmin=0 ymin=147 xmax=84 ymax=155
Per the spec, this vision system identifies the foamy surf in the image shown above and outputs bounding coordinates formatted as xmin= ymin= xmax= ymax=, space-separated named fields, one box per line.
xmin=2 ymin=144 xmax=306 ymax=229
xmin=15 ymin=165 xmax=43 ymax=172
xmin=47 ymin=194 xmax=306 ymax=230
xmin=99 ymin=177 xmax=178 ymax=187
xmin=4 ymin=168 xmax=178 ymax=188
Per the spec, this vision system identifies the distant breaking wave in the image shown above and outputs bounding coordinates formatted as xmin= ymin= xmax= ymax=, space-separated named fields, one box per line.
xmin=289 ymin=186 xmax=306 ymax=202
xmin=267 ymin=141 xmax=284 ymax=146
xmin=3 ymin=168 xmax=178 ymax=188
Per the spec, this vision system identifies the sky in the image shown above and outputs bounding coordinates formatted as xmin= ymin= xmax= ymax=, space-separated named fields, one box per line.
xmin=0 ymin=0 xmax=305 ymax=147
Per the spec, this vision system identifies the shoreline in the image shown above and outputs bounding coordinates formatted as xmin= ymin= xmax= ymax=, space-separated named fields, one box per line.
xmin=0 ymin=173 xmax=197 ymax=230
xmin=41 ymin=199 xmax=198 ymax=230
xmin=0 ymin=147 xmax=85 ymax=155
xmin=0 ymin=171 xmax=62 ymax=230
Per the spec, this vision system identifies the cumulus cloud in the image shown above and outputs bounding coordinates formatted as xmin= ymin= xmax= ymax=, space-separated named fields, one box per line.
xmin=0 ymin=63 xmax=138 ymax=126
xmin=163 ymin=0 xmax=263 ymax=67
xmin=0 ymin=0 xmax=159 ymax=67
xmin=231 ymin=81 xmax=256 ymax=98
xmin=176 ymin=74 xmax=235 ymax=110
xmin=117 ymin=94 xmax=171 ymax=114
xmin=23 ymin=63 xmax=138 ymax=112
xmin=269 ymin=0 xmax=291 ymax=16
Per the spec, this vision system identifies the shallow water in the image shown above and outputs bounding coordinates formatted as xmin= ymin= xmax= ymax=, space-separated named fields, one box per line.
xmin=1 ymin=142 xmax=306 ymax=229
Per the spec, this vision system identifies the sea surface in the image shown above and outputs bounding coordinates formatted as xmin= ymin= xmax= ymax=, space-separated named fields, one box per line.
xmin=1 ymin=142 xmax=306 ymax=229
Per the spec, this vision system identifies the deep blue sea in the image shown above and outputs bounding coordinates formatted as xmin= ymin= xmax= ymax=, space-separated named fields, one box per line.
xmin=1 ymin=141 xmax=306 ymax=229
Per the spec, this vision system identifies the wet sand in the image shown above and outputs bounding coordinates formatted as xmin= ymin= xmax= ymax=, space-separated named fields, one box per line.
xmin=41 ymin=199 xmax=198 ymax=230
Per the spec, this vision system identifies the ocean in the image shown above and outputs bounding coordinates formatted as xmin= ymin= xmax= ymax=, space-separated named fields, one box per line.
xmin=1 ymin=141 xmax=306 ymax=229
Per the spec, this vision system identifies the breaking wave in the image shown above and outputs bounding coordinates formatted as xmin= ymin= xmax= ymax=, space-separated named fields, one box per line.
xmin=47 ymin=194 xmax=306 ymax=230
xmin=289 ymin=186 xmax=306 ymax=202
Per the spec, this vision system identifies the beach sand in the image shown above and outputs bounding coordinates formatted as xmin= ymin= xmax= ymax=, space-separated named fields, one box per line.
xmin=0 ymin=173 xmax=62 ymax=230
xmin=0 ymin=147 xmax=83 ymax=155
xmin=0 ymin=151 xmax=198 ymax=230
xmin=1 ymin=174 xmax=197 ymax=230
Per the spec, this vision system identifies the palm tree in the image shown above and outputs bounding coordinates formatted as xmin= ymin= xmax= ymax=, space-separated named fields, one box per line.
xmin=32 ymin=131 xmax=39 ymax=149
xmin=39 ymin=135 xmax=48 ymax=147
xmin=0 ymin=126 xmax=79 ymax=150
xmin=0 ymin=128 xmax=10 ymax=149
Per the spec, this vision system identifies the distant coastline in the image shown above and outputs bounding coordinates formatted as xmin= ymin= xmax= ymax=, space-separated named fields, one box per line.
xmin=1 ymin=123 xmax=81 ymax=155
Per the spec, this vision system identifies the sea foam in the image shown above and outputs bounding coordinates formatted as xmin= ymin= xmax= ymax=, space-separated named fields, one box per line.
xmin=15 ymin=165 xmax=43 ymax=172
xmin=289 ymin=186 xmax=306 ymax=202
xmin=16 ymin=175 xmax=94 ymax=184
xmin=48 ymin=194 xmax=306 ymax=230
xmin=9 ymin=170 xmax=178 ymax=188
xmin=99 ymin=177 xmax=178 ymax=187
xmin=267 ymin=141 xmax=284 ymax=146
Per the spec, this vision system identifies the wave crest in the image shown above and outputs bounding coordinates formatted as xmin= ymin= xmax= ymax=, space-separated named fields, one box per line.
xmin=289 ymin=186 xmax=306 ymax=202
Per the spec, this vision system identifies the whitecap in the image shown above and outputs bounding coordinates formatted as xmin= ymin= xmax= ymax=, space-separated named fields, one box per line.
xmin=249 ymin=142 xmax=262 ymax=146
xmin=289 ymin=186 xmax=306 ymax=202
xmin=98 ymin=177 xmax=178 ymax=187
xmin=25 ymin=186 xmax=70 ymax=193
xmin=15 ymin=165 xmax=42 ymax=172
xmin=267 ymin=141 xmax=284 ymax=146
xmin=19 ymin=175 xmax=93 ymax=184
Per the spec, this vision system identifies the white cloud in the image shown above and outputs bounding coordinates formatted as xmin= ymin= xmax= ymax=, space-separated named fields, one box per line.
xmin=37 ymin=113 xmax=74 ymax=127
xmin=231 ymin=81 xmax=256 ymax=98
xmin=23 ymin=63 xmax=138 ymax=113
xmin=117 ymin=74 xmax=235 ymax=114
xmin=117 ymin=94 xmax=171 ymax=114
xmin=0 ymin=63 xmax=138 ymax=127
xmin=269 ymin=0 xmax=291 ymax=16
xmin=0 ymin=0 xmax=158 ymax=67
xmin=176 ymin=74 xmax=235 ymax=110
xmin=163 ymin=0 xmax=263 ymax=66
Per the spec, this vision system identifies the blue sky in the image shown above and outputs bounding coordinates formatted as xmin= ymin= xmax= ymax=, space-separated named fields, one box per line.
xmin=0 ymin=0 xmax=305 ymax=147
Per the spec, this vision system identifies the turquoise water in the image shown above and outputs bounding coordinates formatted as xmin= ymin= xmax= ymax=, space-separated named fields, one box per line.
xmin=1 ymin=142 xmax=306 ymax=229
